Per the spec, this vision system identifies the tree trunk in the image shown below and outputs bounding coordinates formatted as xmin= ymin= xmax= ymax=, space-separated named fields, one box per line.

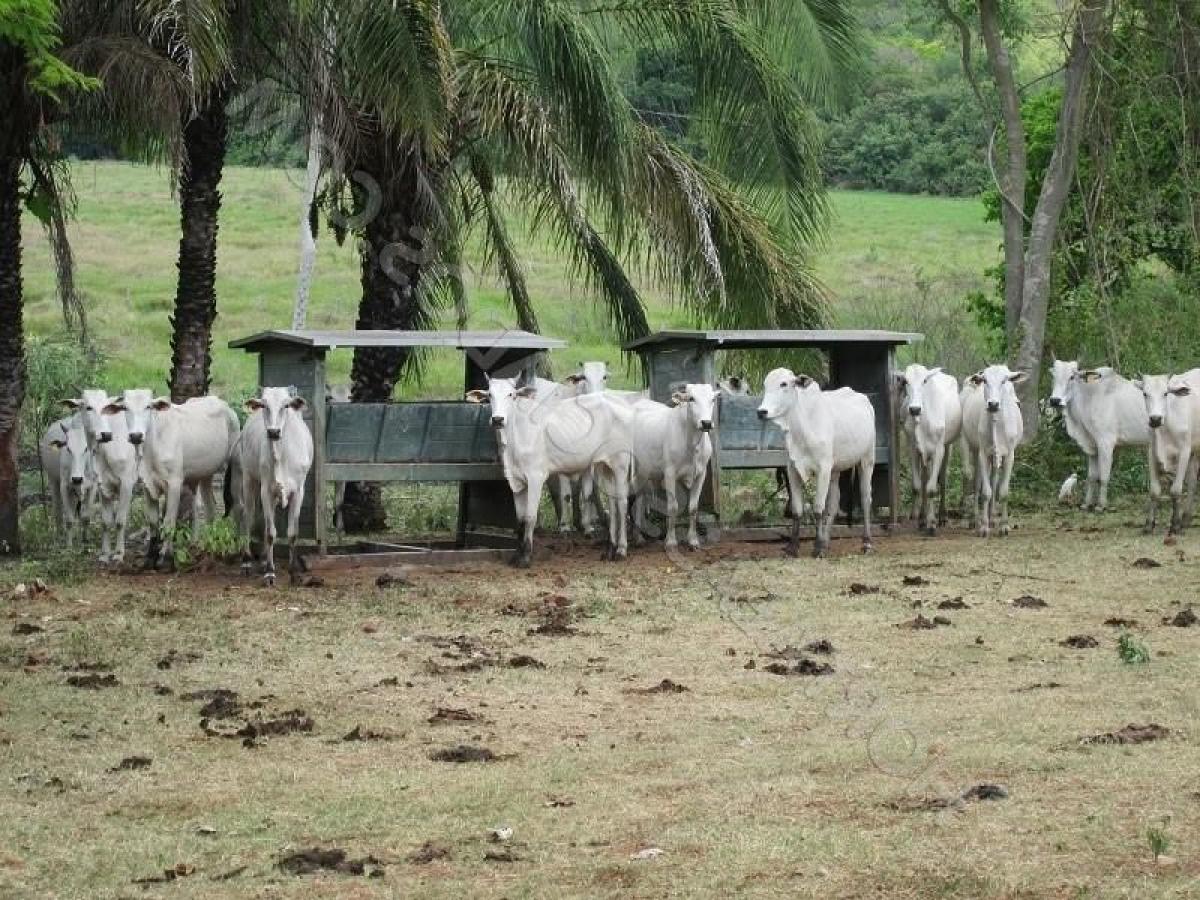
xmin=168 ymin=90 xmax=228 ymax=403
xmin=978 ymin=0 xmax=1027 ymax=348
xmin=1011 ymin=1 xmax=1108 ymax=437
xmin=341 ymin=159 xmax=428 ymax=533
xmin=0 ymin=150 xmax=25 ymax=555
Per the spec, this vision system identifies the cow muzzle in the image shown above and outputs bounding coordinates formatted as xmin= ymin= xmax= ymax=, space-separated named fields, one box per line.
xmin=1149 ymin=415 xmax=1163 ymax=429
xmin=491 ymin=416 xmax=505 ymax=428
xmin=1048 ymin=397 xmax=1063 ymax=408
xmin=699 ymin=420 xmax=713 ymax=432
xmin=986 ymin=401 xmax=1000 ymax=413
xmin=99 ymin=432 xmax=112 ymax=443
xmin=71 ymin=476 xmax=83 ymax=486
xmin=908 ymin=405 xmax=922 ymax=417
xmin=267 ymin=428 xmax=282 ymax=441
xmin=128 ymin=433 xmax=143 ymax=446
xmin=756 ymin=409 xmax=768 ymax=421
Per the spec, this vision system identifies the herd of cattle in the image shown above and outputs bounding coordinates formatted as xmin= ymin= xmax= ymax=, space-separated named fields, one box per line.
xmin=37 ymin=357 xmax=1200 ymax=578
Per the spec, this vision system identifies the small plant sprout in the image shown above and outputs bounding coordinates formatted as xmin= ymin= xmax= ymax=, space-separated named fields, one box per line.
xmin=1146 ymin=821 xmax=1171 ymax=862
xmin=1117 ymin=632 xmax=1150 ymax=665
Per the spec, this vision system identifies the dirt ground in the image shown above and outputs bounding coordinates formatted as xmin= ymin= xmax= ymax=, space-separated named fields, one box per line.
xmin=1 ymin=514 xmax=1199 ymax=898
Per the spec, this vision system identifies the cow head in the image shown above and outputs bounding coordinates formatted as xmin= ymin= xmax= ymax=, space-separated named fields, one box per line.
xmin=49 ymin=420 xmax=90 ymax=486
xmin=969 ymin=365 xmax=1026 ymax=414
xmin=111 ymin=388 xmax=156 ymax=446
xmin=895 ymin=364 xmax=942 ymax=418
xmin=718 ymin=375 xmax=748 ymax=397
xmin=1135 ymin=374 xmax=1190 ymax=430
xmin=465 ymin=374 xmax=536 ymax=429
xmin=757 ymin=368 xmax=814 ymax=421
xmin=564 ymin=360 xmax=609 ymax=395
xmin=63 ymin=389 xmax=118 ymax=444
xmin=671 ymin=383 xmax=718 ymax=432
xmin=326 ymin=384 xmax=352 ymax=404
xmin=1047 ymin=359 xmax=1079 ymax=409
xmin=247 ymin=386 xmax=305 ymax=441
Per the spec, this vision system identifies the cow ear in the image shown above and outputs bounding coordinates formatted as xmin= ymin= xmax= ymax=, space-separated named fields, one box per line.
xmin=100 ymin=402 xmax=124 ymax=415
xmin=728 ymin=376 xmax=742 ymax=390
xmin=464 ymin=390 xmax=488 ymax=404
xmin=894 ymin=372 xmax=906 ymax=386
xmin=969 ymin=372 xmax=984 ymax=386
xmin=60 ymin=398 xmax=82 ymax=410
xmin=50 ymin=438 xmax=67 ymax=448
xmin=670 ymin=391 xmax=689 ymax=406
xmin=1008 ymin=371 xmax=1028 ymax=384
xmin=515 ymin=386 xmax=538 ymax=399
xmin=1132 ymin=378 xmax=1144 ymax=391
xmin=1170 ymin=384 xmax=1191 ymax=397
xmin=245 ymin=398 xmax=264 ymax=411
xmin=151 ymin=397 xmax=172 ymax=411
xmin=565 ymin=373 xmax=585 ymax=385
xmin=925 ymin=367 xmax=943 ymax=379
xmin=289 ymin=396 xmax=306 ymax=410
xmin=795 ymin=375 xmax=813 ymax=389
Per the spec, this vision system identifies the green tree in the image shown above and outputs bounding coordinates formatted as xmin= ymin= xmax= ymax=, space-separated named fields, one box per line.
xmin=0 ymin=0 xmax=97 ymax=554
xmin=299 ymin=0 xmax=860 ymax=530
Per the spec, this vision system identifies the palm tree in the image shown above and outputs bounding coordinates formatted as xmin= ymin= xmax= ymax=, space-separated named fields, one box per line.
xmin=297 ymin=0 xmax=860 ymax=530
xmin=0 ymin=1 xmax=97 ymax=554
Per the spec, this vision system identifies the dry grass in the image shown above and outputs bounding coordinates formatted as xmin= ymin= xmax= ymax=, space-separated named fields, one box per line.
xmin=2 ymin=515 xmax=1199 ymax=898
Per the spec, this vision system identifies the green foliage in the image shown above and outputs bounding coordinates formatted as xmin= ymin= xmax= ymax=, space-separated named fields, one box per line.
xmin=1117 ymin=632 xmax=1149 ymax=666
xmin=0 ymin=0 xmax=99 ymax=99
xmin=1147 ymin=822 xmax=1171 ymax=862
xmin=21 ymin=334 xmax=104 ymax=457
xmin=824 ymin=77 xmax=987 ymax=196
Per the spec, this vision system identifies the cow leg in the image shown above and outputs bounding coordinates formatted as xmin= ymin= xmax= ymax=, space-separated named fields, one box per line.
xmin=287 ymin=485 xmax=306 ymax=583
xmin=260 ymin=483 xmax=277 ymax=585
xmin=240 ymin=476 xmax=258 ymax=575
xmin=936 ymin=444 xmax=950 ymax=528
xmin=859 ymin=456 xmax=874 ymax=552
xmin=630 ymin=486 xmax=649 ymax=547
xmin=97 ymin=491 xmax=115 ymax=564
xmin=110 ymin=479 xmax=133 ymax=565
xmin=1081 ymin=451 xmax=1099 ymax=510
xmin=578 ymin=469 xmax=596 ymax=535
xmin=547 ymin=475 xmax=570 ymax=534
xmin=908 ymin=443 xmax=922 ymax=522
xmin=1145 ymin=446 xmax=1161 ymax=534
xmin=520 ymin=474 xmax=545 ymax=567
xmin=1183 ymin=455 xmax=1200 ymax=529
xmin=1169 ymin=446 xmax=1192 ymax=535
xmin=662 ymin=470 xmax=680 ymax=550
xmin=610 ymin=460 xmax=630 ymax=561
xmin=200 ymin=478 xmax=219 ymax=532
xmin=811 ymin=468 xmax=832 ymax=558
xmin=333 ymin=481 xmax=346 ymax=535
xmin=997 ymin=452 xmax=1015 ymax=536
xmin=1094 ymin=444 xmax=1115 ymax=512
xmin=783 ymin=464 xmax=805 ymax=557
xmin=818 ymin=475 xmax=840 ymax=559
xmin=923 ymin=444 xmax=944 ymax=536
xmin=976 ymin=450 xmax=992 ymax=537
xmin=685 ymin=472 xmax=705 ymax=550
xmin=155 ymin=478 xmax=184 ymax=569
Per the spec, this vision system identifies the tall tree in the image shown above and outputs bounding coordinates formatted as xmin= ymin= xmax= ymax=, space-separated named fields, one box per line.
xmin=0 ymin=0 xmax=97 ymax=555
xmin=942 ymin=0 xmax=1113 ymax=436
xmin=298 ymin=0 xmax=860 ymax=530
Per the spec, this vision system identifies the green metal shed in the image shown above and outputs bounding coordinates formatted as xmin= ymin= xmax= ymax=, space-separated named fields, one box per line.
xmin=622 ymin=329 xmax=923 ymax=527
xmin=229 ymin=329 xmax=566 ymax=553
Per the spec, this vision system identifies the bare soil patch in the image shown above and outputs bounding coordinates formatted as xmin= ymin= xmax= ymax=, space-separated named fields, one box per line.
xmin=1080 ymin=724 xmax=1171 ymax=746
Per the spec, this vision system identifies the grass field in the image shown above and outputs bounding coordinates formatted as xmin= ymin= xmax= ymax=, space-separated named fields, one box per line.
xmin=1 ymin=519 xmax=1198 ymax=898
xmin=21 ymin=162 xmax=999 ymax=398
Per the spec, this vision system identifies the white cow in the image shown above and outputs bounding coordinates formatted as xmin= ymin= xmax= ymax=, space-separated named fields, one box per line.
xmin=1048 ymin=360 xmax=1150 ymax=512
xmin=958 ymin=377 xmax=984 ymax=523
xmin=114 ymin=390 xmax=241 ymax=568
xmin=39 ymin=416 xmax=95 ymax=548
xmin=1136 ymin=370 xmax=1200 ymax=535
xmin=756 ymin=369 xmax=875 ymax=558
xmin=630 ymin=384 xmax=716 ymax=550
xmin=467 ymin=374 xmax=635 ymax=567
xmin=968 ymin=365 xmax=1026 ymax=537
xmin=239 ymin=387 xmax=314 ymax=585
xmin=64 ymin=390 xmax=138 ymax=563
xmin=896 ymin=364 xmax=962 ymax=535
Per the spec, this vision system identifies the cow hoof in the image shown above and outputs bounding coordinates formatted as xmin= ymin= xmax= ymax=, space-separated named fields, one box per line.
xmin=263 ymin=573 xmax=276 ymax=587
xmin=614 ymin=548 xmax=627 ymax=561
xmin=686 ymin=540 xmax=701 ymax=552
xmin=783 ymin=543 xmax=800 ymax=559
xmin=240 ymin=563 xmax=252 ymax=577
xmin=977 ymin=527 xmax=990 ymax=538
xmin=923 ymin=526 xmax=937 ymax=538
xmin=999 ymin=525 xmax=1010 ymax=536
xmin=861 ymin=542 xmax=874 ymax=555
xmin=812 ymin=547 xmax=828 ymax=560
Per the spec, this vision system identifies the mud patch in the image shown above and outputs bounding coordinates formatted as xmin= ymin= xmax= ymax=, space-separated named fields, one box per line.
xmin=507 ymin=654 xmax=546 ymax=669
xmin=1103 ymin=617 xmax=1138 ymax=628
xmin=12 ymin=623 xmax=43 ymax=635
xmin=961 ymin=784 xmax=1008 ymax=802
xmin=66 ymin=673 xmax=119 ymax=690
xmin=1081 ymin=723 xmax=1171 ymax=746
xmin=132 ymin=863 xmax=195 ymax=885
xmin=156 ymin=649 xmax=202 ymax=670
xmin=342 ymin=725 xmax=396 ymax=742
xmin=528 ymin=608 xmax=578 ymax=637
xmin=884 ymin=796 xmax=957 ymax=812
xmin=375 ymin=570 xmax=409 ymax=589
xmin=483 ymin=849 xmax=523 ymax=863
xmin=1164 ymin=607 xmax=1198 ymax=627
xmin=803 ymin=639 xmax=834 ymax=655
xmin=628 ymin=679 xmax=690 ymax=694
xmin=1060 ymin=635 xmax=1098 ymax=649
xmin=1012 ymin=595 xmax=1047 ymax=609
xmin=110 ymin=756 xmax=152 ymax=772
xmin=938 ymin=597 xmax=970 ymax=610
xmin=409 ymin=842 xmax=450 ymax=864
xmin=897 ymin=615 xmax=951 ymax=630
xmin=428 ymin=707 xmax=481 ymax=725
xmin=429 ymin=744 xmax=502 ymax=763
xmin=278 ymin=848 xmax=385 ymax=877
xmin=1015 ymin=681 xmax=1063 ymax=692
xmin=1132 ymin=557 xmax=1162 ymax=569
xmin=902 ymin=575 xmax=930 ymax=586
xmin=847 ymin=583 xmax=880 ymax=596
xmin=763 ymin=658 xmax=834 ymax=677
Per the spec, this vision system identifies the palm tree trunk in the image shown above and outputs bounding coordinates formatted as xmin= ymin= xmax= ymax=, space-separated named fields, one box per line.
xmin=341 ymin=160 xmax=427 ymax=533
xmin=0 ymin=150 xmax=26 ymax=555
xmin=168 ymin=90 xmax=228 ymax=402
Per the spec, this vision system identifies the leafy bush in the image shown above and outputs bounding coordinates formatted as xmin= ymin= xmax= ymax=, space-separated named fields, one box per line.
xmin=22 ymin=334 xmax=104 ymax=460
xmin=1117 ymin=632 xmax=1149 ymax=665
